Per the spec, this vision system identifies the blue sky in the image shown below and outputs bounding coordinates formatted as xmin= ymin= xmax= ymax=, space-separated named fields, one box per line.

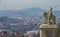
xmin=0 ymin=0 xmax=60 ymax=10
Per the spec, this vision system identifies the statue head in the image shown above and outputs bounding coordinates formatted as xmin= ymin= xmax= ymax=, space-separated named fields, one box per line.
xmin=50 ymin=6 xmax=53 ymax=11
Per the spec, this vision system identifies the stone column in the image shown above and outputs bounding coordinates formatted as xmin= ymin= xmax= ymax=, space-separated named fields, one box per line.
xmin=52 ymin=30 xmax=55 ymax=37
xmin=40 ymin=29 xmax=46 ymax=37
xmin=40 ymin=29 xmax=42 ymax=37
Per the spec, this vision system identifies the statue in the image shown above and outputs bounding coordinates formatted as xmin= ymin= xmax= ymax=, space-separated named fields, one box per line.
xmin=43 ymin=7 xmax=56 ymax=25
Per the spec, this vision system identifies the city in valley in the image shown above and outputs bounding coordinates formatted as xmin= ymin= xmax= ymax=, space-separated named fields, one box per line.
xmin=0 ymin=0 xmax=60 ymax=37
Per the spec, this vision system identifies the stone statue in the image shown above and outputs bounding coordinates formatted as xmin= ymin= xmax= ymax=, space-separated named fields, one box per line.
xmin=43 ymin=7 xmax=56 ymax=25
xmin=43 ymin=12 xmax=48 ymax=24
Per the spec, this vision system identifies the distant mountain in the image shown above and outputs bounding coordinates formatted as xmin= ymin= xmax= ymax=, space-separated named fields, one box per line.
xmin=0 ymin=7 xmax=60 ymax=17
xmin=15 ymin=7 xmax=46 ymax=16
xmin=0 ymin=7 xmax=60 ymax=23
xmin=0 ymin=7 xmax=46 ymax=17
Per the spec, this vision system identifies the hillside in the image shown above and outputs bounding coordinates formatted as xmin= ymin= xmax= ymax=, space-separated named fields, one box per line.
xmin=0 ymin=7 xmax=60 ymax=33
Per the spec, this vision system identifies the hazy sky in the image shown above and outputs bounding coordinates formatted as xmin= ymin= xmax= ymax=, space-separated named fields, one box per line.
xmin=0 ymin=0 xmax=60 ymax=10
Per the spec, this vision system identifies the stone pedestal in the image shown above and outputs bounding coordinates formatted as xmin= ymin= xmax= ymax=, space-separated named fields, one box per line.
xmin=39 ymin=24 xmax=60 ymax=37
